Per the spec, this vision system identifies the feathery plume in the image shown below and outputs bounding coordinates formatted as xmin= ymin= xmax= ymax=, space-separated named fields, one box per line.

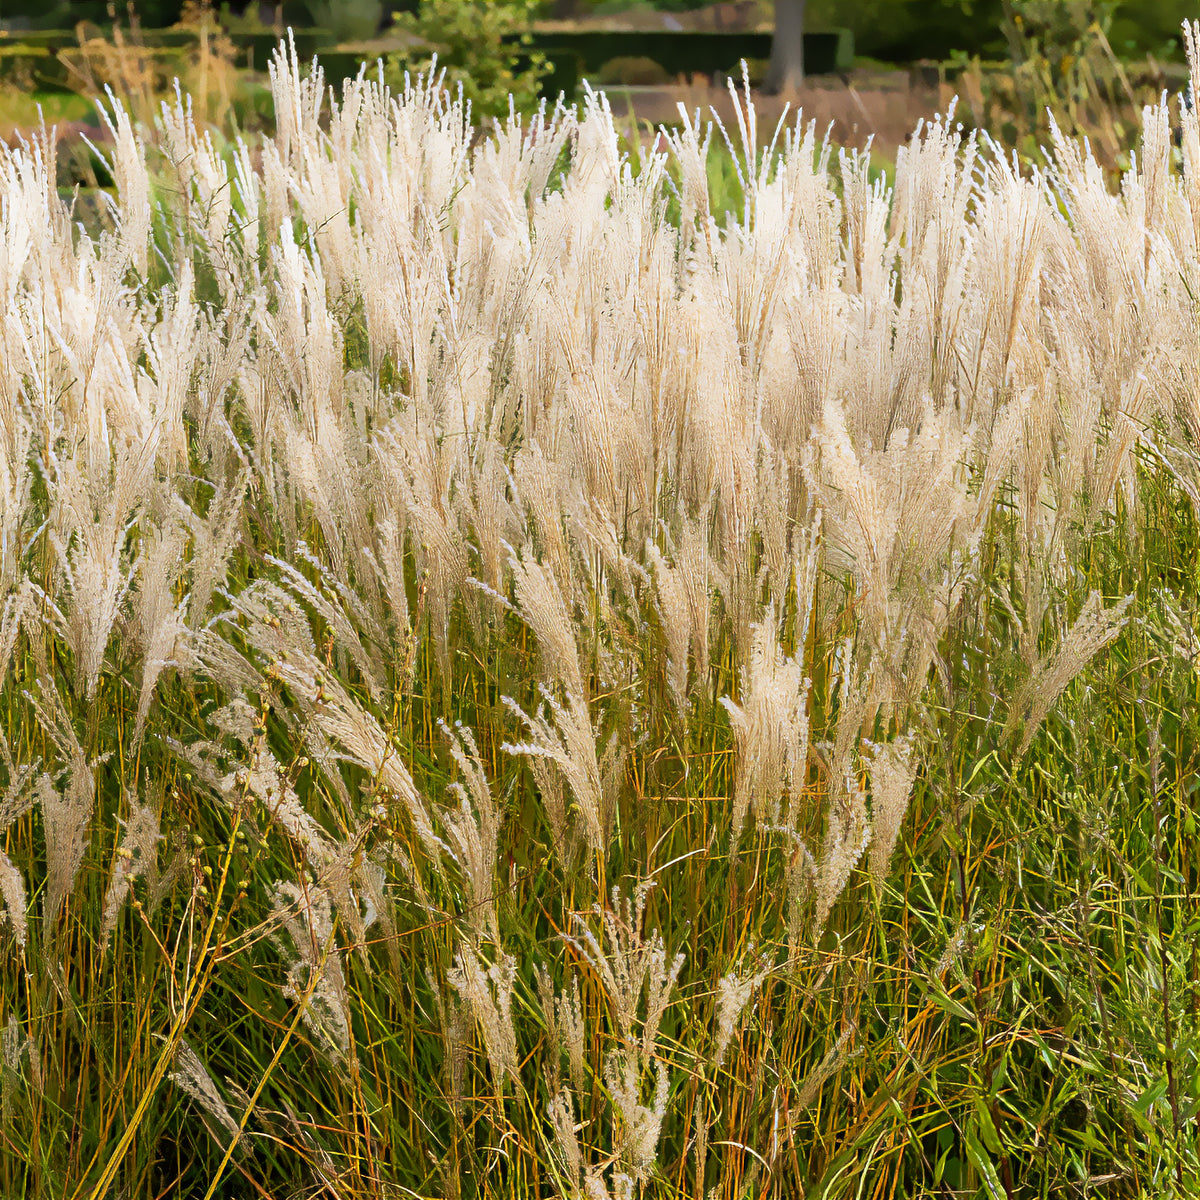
xmin=1 ymin=1016 xmax=37 ymax=1129
xmin=269 ymin=882 xmax=355 ymax=1070
xmin=720 ymin=606 xmax=811 ymax=847
xmin=1006 ymin=591 xmax=1135 ymax=757
xmin=503 ymin=688 xmax=610 ymax=856
xmin=537 ymin=966 xmax=587 ymax=1096
xmin=30 ymin=680 xmax=99 ymax=949
xmin=447 ymin=943 xmax=519 ymax=1091
xmin=0 ymin=851 xmax=26 ymax=950
xmin=565 ymin=882 xmax=683 ymax=1059
xmin=713 ymin=957 xmax=771 ymax=1067
xmin=603 ymin=1050 xmax=669 ymax=1184
xmin=440 ymin=721 xmax=501 ymax=938
xmin=549 ymin=1086 xmax=583 ymax=1192
xmin=169 ymin=1040 xmax=243 ymax=1153
xmin=508 ymin=547 xmax=587 ymax=701
xmin=99 ymin=802 xmax=163 ymax=951
xmin=866 ymin=737 xmax=919 ymax=885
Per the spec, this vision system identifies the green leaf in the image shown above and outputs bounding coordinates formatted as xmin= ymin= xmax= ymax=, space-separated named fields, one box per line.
xmin=964 ymin=1123 xmax=1006 ymax=1200
xmin=974 ymin=1097 xmax=1004 ymax=1156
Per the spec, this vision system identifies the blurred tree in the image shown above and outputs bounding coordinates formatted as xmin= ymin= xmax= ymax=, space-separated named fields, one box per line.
xmin=299 ymin=0 xmax=384 ymax=39
xmin=135 ymin=0 xmax=186 ymax=23
xmin=806 ymin=0 xmax=1008 ymax=61
xmin=763 ymin=0 xmax=804 ymax=94
xmin=0 ymin=0 xmax=104 ymax=28
xmin=1108 ymin=0 xmax=1193 ymax=56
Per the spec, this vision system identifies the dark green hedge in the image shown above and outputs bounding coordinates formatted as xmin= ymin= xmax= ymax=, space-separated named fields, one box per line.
xmin=809 ymin=0 xmax=1193 ymax=63
xmin=1 ymin=1 xmax=183 ymax=29
xmin=2 ymin=0 xmax=1194 ymax=65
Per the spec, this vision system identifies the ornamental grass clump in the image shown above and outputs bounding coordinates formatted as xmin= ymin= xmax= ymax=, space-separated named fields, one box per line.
xmin=4 ymin=27 xmax=1200 ymax=1198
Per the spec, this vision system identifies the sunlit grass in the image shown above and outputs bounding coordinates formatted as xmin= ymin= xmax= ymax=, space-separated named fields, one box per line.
xmin=0 ymin=37 xmax=1199 ymax=1200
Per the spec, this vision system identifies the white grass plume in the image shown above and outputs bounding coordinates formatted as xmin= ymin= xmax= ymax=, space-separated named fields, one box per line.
xmin=269 ymin=881 xmax=355 ymax=1071
xmin=99 ymin=801 xmax=163 ymax=951
xmin=169 ymin=1039 xmax=244 ymax=1154
xmin=447 ymin=942 xmax=519 ymax=1092
xmin=0 ymin=851 xmax=26 ymax=951
xmin=720 ymin=606 xmax=811 ymax=849
xmin=440 ymin=720 xmax=501 ymax=939
xmin=1006 ymin=590 xmax=1134 ymax=757
xmin=502 ymin=687 xmax=610 ymax=856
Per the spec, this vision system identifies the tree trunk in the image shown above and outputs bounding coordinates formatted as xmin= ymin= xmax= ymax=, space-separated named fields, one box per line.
xmin=763 ymin=0 xmax=805 ymax=96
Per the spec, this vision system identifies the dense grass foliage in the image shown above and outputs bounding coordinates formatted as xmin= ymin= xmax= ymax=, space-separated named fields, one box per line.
xmin=3 ymin=34 xmax=1200 ymax=1200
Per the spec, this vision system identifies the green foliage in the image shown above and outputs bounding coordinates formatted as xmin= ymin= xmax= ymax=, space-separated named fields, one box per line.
xmin=299 ymin=0 xmax=384 ymax=41
xmin=805 ymin=0 xmax=1010 ymax=60
xmin=1109 ymin=0 xmax=1196 ymax=56
xmin=386 ymin=0 xmax=548 ymax=118
xmin=0 ymin=0 xmax=106 ymax=30
xmin=813 ymin=0 xmax=1191 ymax=63
xmin=1003 ymin=0 xmax=1119 ymax=64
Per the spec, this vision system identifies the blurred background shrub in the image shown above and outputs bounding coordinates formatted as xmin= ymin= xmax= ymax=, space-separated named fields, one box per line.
xmin=385 ymin=0 xmax=548 ymax=118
